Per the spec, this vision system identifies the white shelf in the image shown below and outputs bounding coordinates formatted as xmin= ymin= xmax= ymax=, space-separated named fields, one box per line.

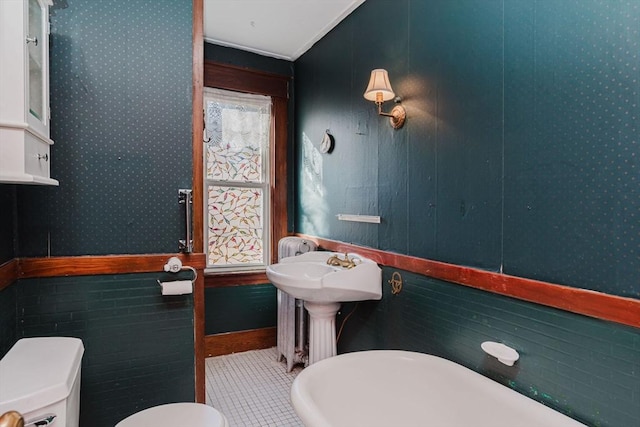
xmin=336 ymin=214 xmax=381 ymax=224
xmin=0 ymin=173 xmax=58 ymax=186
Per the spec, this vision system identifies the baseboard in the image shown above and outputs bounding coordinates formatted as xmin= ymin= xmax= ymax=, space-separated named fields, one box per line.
xmin=204 ymin=327 xmax=277 ymax=357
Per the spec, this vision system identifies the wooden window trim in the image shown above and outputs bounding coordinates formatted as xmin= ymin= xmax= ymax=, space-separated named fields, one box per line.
xmin=202 ymin=61 xmax=289 ymax=283
xmin=203 ymin=61 xmax=289 ymax=99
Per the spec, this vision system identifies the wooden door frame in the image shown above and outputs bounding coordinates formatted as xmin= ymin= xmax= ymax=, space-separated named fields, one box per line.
xmin=191 ymin=2 xmax=292 ymax=402
xmin=192 ymin=0 xmax=205 ymax=403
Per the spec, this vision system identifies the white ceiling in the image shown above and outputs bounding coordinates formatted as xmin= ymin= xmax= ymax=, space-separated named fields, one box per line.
xmin=204 ymin=0 xmax=366 ymax=61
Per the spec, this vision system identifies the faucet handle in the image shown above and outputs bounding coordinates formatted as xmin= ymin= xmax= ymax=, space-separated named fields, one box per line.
xmin=343 ymin=253 xmax=358 ymax=269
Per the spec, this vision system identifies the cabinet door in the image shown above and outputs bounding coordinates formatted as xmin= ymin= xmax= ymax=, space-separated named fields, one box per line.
xmin=27 ymin=0 xmax=47 ymax=129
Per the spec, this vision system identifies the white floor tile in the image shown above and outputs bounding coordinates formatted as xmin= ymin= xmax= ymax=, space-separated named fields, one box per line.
xmin=206 ymin=347 xmax=304 ymax=427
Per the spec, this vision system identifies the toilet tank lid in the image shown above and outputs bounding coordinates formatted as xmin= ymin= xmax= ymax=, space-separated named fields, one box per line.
xmin=0 ymin=337 xmax=84 ymax=415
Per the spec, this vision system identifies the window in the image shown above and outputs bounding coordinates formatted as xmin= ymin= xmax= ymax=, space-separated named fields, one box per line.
xmin=204 ymin=88 xmax=272 ymax=271
xmin=201 ymin=61 xmax=289 ymax=279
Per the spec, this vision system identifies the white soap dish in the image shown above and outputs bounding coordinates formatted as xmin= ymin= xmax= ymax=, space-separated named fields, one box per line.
xmin=481 ymin=341 xmax=519 ymax=366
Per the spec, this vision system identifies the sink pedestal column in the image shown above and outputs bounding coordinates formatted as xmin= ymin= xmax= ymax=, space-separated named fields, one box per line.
xmin=304 ymin=301 xmax=341 ymax=365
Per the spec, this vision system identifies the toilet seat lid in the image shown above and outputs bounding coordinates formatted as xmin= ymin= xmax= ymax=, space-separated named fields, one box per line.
xmin=116 ymin=403 xmax=228 ymax=427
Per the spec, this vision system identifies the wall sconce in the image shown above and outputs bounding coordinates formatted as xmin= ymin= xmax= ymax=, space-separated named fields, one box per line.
xmin=363 ymin=69 xmax=406 ymax=129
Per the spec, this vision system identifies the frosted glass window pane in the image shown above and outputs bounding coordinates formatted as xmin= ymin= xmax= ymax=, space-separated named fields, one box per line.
xmin=207 ymin=185 xmax=264 ymax=266
xmin=205 ymin=89 xmax=270 ymax=182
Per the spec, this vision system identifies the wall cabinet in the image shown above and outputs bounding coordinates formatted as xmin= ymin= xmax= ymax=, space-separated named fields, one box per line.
xmin=0 ymin=0 xmax=57 ymax=185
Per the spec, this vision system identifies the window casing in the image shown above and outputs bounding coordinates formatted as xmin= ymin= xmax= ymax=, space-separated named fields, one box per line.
xmin=204 ymin=88 xmax=272 ymax=272
xmin=201 ymin=61 xmax=289 ymax=280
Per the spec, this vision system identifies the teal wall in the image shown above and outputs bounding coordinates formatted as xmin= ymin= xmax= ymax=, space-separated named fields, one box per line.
xmin=0 ymin=282 xmax=17 ymax=358
xmin=0 ymin=1 xmax=195 ymax=426
xmin=295 ymin=0 xmax=638 ymax=297
xmin=1 ymin=273 xmax=195 ymax=427
xmin=0 ymin=185 xmax=17 ymax=355
xmin=17 ymin=273 xmax=194 ymax=426
xmin=295 ymin=1 xmax=639 ymax=426
xmin=0 ymin=186 xmax=16 ymax=263
xmin=205 ymin=285 xmax=276 ymax=335
xmin=17 ymin=0 xmax=193 ymax=257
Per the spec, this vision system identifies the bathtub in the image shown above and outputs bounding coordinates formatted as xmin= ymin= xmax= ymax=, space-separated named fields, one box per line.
xmin=291 ymin=350 xmax=587 ymax=427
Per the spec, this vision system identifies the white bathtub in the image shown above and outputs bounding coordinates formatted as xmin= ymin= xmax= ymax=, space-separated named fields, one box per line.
xmin=291 ymin=350 xmax=587 ymax=427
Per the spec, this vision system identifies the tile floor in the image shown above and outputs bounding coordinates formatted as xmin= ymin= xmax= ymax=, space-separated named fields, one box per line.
xmin=206 ymin=347 xmax=304 ymax=427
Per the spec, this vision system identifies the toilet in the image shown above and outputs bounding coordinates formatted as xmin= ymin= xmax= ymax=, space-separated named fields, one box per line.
xmin=0 ymin=337 xmax=84 ymax=427
xmin=116 ymin=402 xmax=229 ymax=427
xmin=0 ymin=337 xmax=227 ymax=427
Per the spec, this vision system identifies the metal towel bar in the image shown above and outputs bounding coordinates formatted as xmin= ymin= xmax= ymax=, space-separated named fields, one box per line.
xmin=178 ymin=189 xmax=193 ymax=253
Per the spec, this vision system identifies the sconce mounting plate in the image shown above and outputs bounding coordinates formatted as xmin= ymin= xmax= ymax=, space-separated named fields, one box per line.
xmin=389 ymin=105 xmax=406 ymax=129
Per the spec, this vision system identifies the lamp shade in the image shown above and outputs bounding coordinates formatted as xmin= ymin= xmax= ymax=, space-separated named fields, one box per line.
xmin=363 ymin=69 xmax=396 ymax=102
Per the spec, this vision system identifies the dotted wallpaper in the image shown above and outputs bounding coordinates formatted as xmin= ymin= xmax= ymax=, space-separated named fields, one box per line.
xmin=503 ymin=0 xmax=639 ymax=297
xmin=17 ymin=0 xmax=193 ymax=256
xmin=295 ymin=0 xmax=639 ymax=299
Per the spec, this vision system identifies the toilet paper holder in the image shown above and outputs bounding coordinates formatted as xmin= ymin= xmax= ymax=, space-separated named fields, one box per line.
xmin=157 ymin=256 xmax=197 ymax=289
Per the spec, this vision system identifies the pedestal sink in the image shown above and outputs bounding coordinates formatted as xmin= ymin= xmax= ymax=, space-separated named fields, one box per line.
xmin=266 ymin=251 xmax=382 ymax=365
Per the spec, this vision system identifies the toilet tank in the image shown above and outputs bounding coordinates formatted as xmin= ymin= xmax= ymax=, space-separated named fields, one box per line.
xmin=0 ymin=337 xmax=84 ymax=427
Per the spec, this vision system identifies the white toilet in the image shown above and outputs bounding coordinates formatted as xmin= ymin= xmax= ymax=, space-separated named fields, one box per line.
xmin=0 ymin=337 xmax=84 ymax=427
xmin=116 ymin=402 xmax=229 ymax=427
xmin=0 ymin=337 xmax=228 ymax=427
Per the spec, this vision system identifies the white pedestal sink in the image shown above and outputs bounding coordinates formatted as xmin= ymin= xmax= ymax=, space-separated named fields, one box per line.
xmin=305 ymin=301 xmax=340 ymax=364
xmin=266 ymin=251 xmax=382 ymax=365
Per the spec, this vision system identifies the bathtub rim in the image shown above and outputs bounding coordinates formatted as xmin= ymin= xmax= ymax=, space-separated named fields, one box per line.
xmin=291 ymin=349 xmax=588 ymax=427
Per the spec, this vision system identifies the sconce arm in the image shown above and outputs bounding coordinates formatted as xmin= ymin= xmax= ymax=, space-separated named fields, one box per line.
xmin=375 ymin=102 xmax=406 ymax=129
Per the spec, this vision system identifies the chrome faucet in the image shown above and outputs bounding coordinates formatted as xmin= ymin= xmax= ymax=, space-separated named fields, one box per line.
xmin=326 ymin=253 xmax=357 ymax=269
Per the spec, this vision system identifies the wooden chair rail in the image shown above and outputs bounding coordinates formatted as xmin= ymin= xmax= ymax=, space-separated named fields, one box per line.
xmin=297 ymin=234 xmax=640 ymax=329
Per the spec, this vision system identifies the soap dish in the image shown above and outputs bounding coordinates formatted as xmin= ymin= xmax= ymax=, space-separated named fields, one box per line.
xmin=481 ymin=341 xmax=519 ymax=366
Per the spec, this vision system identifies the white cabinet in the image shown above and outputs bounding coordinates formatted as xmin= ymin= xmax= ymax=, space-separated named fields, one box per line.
xmin=0 ymin=0 xmax=57 ymax=185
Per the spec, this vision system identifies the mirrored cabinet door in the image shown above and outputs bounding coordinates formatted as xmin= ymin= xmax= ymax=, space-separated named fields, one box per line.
xmin=28 ymin=0 xmax=46 ymax=124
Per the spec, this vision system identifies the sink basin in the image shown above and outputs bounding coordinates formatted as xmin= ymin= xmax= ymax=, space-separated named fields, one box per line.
xmin=266 ymin=251 xmax=382 ymax=303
